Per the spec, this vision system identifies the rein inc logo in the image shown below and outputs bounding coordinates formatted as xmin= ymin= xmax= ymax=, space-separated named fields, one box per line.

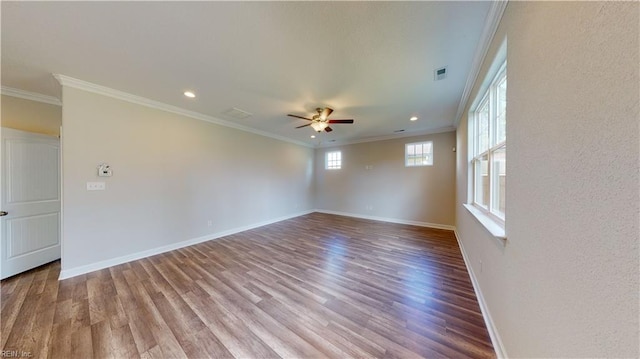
xmin=0 ymin=350 xmax=32 ymax=358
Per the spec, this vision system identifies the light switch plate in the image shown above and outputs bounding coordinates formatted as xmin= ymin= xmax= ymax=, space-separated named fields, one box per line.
xmin=87 ymin=182 xmax=106 ymax=191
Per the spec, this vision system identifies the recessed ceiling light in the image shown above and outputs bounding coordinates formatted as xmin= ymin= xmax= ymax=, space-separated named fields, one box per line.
xmin=310 ymin=135 xmax=316 ymax=139
xmin=410 ymin=116 xmax=418 ymax=121
xmin=184 ymin=91 xmax=196 ymax=98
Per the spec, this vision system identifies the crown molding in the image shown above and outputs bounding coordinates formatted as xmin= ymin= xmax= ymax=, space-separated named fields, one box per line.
xmin=315 ymin=126 xmax=456 ymax=149
xmin=53 ymin=74 xmax=313 ymax=148
xmin=1 ymin=86 xmax=62 ymax=106
xmin=453 ymin=0 xmax=508 ymax=128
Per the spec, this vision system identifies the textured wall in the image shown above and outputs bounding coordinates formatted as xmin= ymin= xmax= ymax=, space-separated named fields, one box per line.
xmin=1 ymin=95 xmax=62 ymax=136
xmin=61 ymin=86 xmax=315 ymax=272
xmin=456 ymin=2 xmax=639 ymax=357
xmin=316 ymin=131 xmax=456 ymax=226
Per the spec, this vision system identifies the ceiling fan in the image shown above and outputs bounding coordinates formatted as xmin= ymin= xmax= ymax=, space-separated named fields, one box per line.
xmin=288 ymin=107 xmax=354 ymax=132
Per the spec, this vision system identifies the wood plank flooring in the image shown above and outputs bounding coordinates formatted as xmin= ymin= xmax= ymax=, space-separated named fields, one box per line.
xmin=1 ymin=213 xmax=495 ymax=358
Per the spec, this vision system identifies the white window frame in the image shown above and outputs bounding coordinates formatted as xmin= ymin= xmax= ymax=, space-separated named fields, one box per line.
xmin=325 ymin=151 xmax=341 ymax=170
xmin=470 ymin=62 xmax=506 ymax=225
xmin=405 ymin=141 xmax=433 ymax=167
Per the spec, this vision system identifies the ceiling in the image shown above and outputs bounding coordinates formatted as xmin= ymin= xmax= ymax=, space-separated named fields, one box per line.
xmin=1 ymin=1 xmax=492 ymax=147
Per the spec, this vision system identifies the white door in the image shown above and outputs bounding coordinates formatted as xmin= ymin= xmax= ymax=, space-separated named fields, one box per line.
xmin=1 ymin=128 xmax=61 ymax=279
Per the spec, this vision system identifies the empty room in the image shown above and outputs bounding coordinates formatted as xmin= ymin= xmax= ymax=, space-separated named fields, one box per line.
xmin=1 ymin=1 xmax=638 ymax=358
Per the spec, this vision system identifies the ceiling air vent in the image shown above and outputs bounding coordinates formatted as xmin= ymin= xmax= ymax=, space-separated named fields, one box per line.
xmin=434 ymin=67 xmax=447 ymax=81
xmin=222 ymin=107 xmax=252 ymax=120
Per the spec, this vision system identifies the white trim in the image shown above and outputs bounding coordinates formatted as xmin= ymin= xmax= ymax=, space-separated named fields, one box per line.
xmin=315 ymin=209 xmax=455 ymax=231
xmin=454 ymin=0 xmax=508 ymax=128
xmin=454 ymin=230 xmax=508 ymax=358
xmin=463 ymin=204 xmax=506 ymax=242
xmin=1 ymin=86 xmax=62 ymax=106
xmin=317 ymin=126 xmax=455 ymax=149
xmin=58 ymin=210 xmax=314 ymax=280
xmin=52 ymin=74 xmax=312 ymax=149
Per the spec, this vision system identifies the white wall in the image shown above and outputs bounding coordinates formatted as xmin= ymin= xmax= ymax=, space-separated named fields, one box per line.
xmin=456 ymin=2 xmax=639 ymax=357
xmin=315 ymin=131 xmax=456 ymax=227
xmin=60 ymin=86 xmax=314 ymax=275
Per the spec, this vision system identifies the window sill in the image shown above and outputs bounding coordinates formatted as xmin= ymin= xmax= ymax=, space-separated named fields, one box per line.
xmin=463 ymin=204 xmax=507 ymax=244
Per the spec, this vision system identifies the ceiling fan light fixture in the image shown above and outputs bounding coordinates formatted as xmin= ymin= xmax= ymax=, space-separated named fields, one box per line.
xmin=310 ymin=121 xmax=328 ymax=132
xmin=289 ymin=107 xmax=352 ymax=133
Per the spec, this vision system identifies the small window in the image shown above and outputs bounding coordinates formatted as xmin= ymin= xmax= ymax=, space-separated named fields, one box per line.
xmin=405 ymin=141 xmax=433 ymax=167
xmin=325 ymin=151 xmax=341 ymax=170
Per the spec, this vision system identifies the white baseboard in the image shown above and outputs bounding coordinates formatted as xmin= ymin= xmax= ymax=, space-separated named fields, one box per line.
xmin=454 ymin=230 xmax=507 ymax=358
xmin=58 ymin=210 xmax=314 ymax=280
xmin=315 ymin=209 xmax=456 ymax=231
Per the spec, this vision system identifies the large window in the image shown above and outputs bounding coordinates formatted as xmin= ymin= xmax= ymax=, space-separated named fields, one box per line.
xmin=471 ymin=63 xmax=506 ymax=222
xmin=325 ymin=151 xmax=341 ymax=170
xmin=405 ymin=141 xmax=433 ymax=167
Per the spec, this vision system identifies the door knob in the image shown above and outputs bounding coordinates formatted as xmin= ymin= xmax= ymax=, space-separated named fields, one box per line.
xmin=0 ymin=211 xmax=8 ymax=216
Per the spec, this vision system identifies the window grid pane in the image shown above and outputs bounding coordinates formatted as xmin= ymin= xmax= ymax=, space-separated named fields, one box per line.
xmin=474 ymin=155 xmax=489 ymax=208
xmin=491 ymin=145 xmax=506 ymax=218
xmin=405 ymin=142 xmax=433 ymax=167
xmin=496 ymin=76 xmax=507 ymax=144
xmin=476 ymin=100 xmax=490 ymax=154
xmin=326 ymin=151 xmax=341 ymax=169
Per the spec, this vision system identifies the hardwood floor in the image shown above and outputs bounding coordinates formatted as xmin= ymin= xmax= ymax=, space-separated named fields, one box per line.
xmin=1 ymin=213 xmax=495 ymax=358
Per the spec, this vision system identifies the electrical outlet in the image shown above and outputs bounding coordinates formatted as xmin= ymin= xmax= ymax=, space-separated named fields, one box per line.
xmin=207 ymin=220 xmax=212 ymax=227
xmin=86 ymin=182 xmax=105 ymax=191
xmin=480 ymin=260 xmax=483 ymax=273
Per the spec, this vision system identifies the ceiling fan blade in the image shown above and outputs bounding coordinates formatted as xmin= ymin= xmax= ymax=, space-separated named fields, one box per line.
xmin=295 ymin=123 xmax=312 ymax=129
xmin=288 ymin=114 xmax=313 ymax=121
xmin=327 ymin=119 xmax=354 ymax=124
xmin=320 ymin=107 xmax=333 ymax=120
xmin=324 ymin=126 xmax=333 ymax=133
